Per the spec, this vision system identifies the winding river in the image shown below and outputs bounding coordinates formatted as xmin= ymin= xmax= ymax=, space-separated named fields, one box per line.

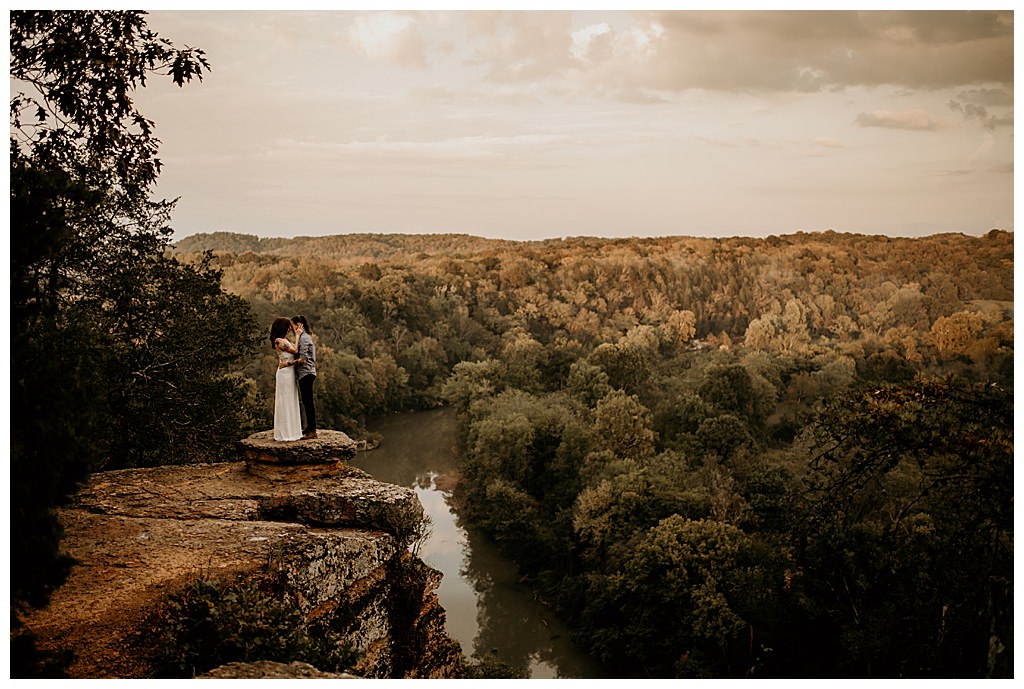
xmin=351 ymin=408 xmax=607 ymax=679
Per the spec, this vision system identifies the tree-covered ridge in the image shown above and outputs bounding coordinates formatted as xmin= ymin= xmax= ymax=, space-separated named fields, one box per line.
xmin=174 ymin=228 xmax=1011 ymax=678
xmin=173 ymin=231 xmax=520 ymax=262
xmin=176 ymin=230 xmax=1012 ymax=334
xmin=173 ymin=229 xmax=1011 ymax=433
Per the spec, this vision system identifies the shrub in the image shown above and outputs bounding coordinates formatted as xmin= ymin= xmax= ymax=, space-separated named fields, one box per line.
xmin=143 ymin=574 xmax=357 ymax=678
xmin=380 ymin=500 xmax=433 ymax=556
xmin=462 ymin=651 xmax=528 ymax=679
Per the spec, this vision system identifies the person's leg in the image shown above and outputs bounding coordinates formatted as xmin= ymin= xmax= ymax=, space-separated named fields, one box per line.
xmin=299 ymin=375 xmax=317 ymax=435
xmin=306 ymin=375 xmax=317 ymax=433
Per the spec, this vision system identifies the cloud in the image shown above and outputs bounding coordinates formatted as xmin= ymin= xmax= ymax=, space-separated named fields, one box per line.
xmin=337 ymin=11 xmax=1011 ymax=102
xmin=695 ymin=135 xmax=845 ymax=159
xmin=947 ymin=88 xmax=1014 ymax=130
xmin=867 ymin=10 xmax=1012 ymax=43
xmin=348 ymin=12 xmax=426 ymax=68
xmin=583 ymin=10 xmax=1013 ymax=95
xmin=854 ymin=109 xmax=946 ymax=131
xmin=695 ymin=136 xmax=768 ymax=149
xmin=270 ymin=133 xmax=567 ymax=163
xmin=571 ymin=22 xmax=612 ymax=60
xmin=954 ymin=87 xmax=1013 ymax=107
xmin=464 ymin=11 xmax=576 ymax=83
xmin=967 ymin=132 xmax=995 ymax=161
xmin=813 ymin=137 xmax=845 ymax=149
xmin=923 ymin=168 xmax=972 ymax=177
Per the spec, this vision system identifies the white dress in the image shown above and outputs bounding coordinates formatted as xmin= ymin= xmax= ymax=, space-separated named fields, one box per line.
xmin=274 ymin=346 xmax=303 ymax=441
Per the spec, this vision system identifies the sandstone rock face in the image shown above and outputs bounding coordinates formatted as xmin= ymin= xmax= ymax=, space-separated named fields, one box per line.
xmin=199 ymin=660 xmax=359 ymax=679
xmin=23 ymin=433 xmax=463 ymax=679
xmin=240 ymin=429 xmax=359 ymax=480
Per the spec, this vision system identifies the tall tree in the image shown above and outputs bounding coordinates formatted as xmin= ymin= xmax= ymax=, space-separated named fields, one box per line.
xmin=10 ymin=11 xmax=260 ymax=675
xmin=801 ymin=377 xmax=1013 ymax=677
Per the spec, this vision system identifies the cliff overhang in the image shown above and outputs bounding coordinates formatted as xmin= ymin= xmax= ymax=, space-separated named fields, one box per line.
xmin=22 ymin=430 xmax=462 ymax=678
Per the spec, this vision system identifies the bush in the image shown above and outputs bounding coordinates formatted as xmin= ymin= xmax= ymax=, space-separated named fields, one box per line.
xmin=462 ymin=651 xmax=528 ymax=679
xmin=380 ymin=500 xmax=433 ymax=556
xmin=143 ymin=574 xmax=357 ymax=678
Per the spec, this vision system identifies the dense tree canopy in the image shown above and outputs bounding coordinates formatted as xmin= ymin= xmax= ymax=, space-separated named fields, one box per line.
xmin=801 ymin=378 xmax=1012 ymax=677
xmin=174 ymin=229 xmax=1012 ymax=438
xmin=171 ymin=228 xmax=1011 ymax=677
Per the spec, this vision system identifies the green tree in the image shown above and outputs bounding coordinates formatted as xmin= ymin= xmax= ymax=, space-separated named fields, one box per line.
xmin=564 ymin=359 xmax=612 ymax=407
xmin=593 ymin=390 xmax=657 ymax=462
xmin=579 ymin=516 xmax=787 ymax=677
xmin=695 ymin=414 xmax=753 ymax=461
xmin=441 ymin=359 xmax=504 ymax=415
xmin=573 ymin=469 xmax=656 ymax=566
xmin=146 ymin=575 xmax=357 ymax=678
xmin=653 ymin=391 xmax=712 ymax=450
xmin=801 ymin=377 xmax=1013 ymax=677
xmin=589 ymin=340 xmax=652 ymax=394
xmin=468 ymin=404 xmax=535 ymax=486
xmin=10 ymin=11 xmax=258 ymax=675
xmin=697 ymin=363 xmax=758 ymax=425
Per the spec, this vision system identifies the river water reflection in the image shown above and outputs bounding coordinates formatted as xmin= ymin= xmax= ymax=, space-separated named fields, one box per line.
xmin=352 ymin=408 xmax=607 ymax=679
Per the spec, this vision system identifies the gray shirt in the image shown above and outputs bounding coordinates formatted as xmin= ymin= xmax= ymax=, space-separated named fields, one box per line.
xmin=296 ymin=331 xmax=316 ymax=379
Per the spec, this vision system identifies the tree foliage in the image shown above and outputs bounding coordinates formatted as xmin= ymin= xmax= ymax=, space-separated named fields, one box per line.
xmin=143 ymin=575 xmax=357 ymax=678
xmin=800 ymin=377 xmax=1013 ymax=677
xmin=172 ymin=227 xmax=1012 ymax=678
xmin=174 ymin=228 xmax=1012 ymax=437
xmin=10 ymin=11 xmax=259 ymax=676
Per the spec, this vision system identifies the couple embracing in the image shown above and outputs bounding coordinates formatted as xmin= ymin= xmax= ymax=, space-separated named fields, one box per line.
xmin=270 ymin=315 xmax=318 ymax=441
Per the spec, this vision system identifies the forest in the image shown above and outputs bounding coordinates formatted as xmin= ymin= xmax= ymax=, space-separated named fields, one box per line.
xmin=172 ymin=228 xmax=1014 ymax=678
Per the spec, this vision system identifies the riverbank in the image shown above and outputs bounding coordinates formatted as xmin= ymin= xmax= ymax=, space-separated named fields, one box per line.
xmin=353 ymin=408 xmax=608 ymax=679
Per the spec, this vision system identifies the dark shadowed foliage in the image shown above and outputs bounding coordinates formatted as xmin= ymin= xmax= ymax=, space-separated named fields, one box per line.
xmin=10 ymin=10 xmax=260 ymax=676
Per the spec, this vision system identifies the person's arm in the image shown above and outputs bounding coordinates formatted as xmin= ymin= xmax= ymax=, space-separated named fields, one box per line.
xmin=276 ymin=338 xmax=299 ymax=368
xmin=292 ymin=327 xmax=311 ymax=367
xmin=298 ymin=333 xmax=315 ymax=366
xmin=299 ymin=333 xmax=313 ymax=364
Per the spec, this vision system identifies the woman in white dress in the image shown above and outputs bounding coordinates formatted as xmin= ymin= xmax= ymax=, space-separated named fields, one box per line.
xmin=270 ymin=317 xmax=303 ymax=441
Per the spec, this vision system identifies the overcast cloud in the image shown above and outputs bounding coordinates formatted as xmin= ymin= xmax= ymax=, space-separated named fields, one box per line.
xmin=130 ymin=9 xmax=1014 ymax=240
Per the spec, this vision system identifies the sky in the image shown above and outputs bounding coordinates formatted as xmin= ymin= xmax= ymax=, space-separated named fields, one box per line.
xmin=131 ymin=7 xmax=1015 ymax=242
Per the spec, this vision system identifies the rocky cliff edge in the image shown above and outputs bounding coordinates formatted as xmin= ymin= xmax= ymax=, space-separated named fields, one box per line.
xmin=22 ymin=430 xmax=463 ymax=679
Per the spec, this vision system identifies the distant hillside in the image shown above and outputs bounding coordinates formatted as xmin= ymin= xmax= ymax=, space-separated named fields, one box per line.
xmin=138 ymin=231 xmax=1020 ymax=425
xmin=172 ymin=229 xmax=1012 ymax=264
xmin=172 ymin=231 xmax=518 ymax=263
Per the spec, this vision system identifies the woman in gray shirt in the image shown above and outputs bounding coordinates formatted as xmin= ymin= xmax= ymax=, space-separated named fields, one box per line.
xmin=290 ymin=315 xmax=317 ymax=439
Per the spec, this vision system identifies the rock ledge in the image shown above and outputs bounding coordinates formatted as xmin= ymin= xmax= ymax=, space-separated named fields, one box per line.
xmin=200 ymin=660 xmax=358 ymax=679
xmin=23 ymin=439 xmax=462 ymax=679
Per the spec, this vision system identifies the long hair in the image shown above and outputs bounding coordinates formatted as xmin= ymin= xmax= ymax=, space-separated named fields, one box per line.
xmin=291 ymin=315 xmax=312 ymax=334
xmin=269 ymin=317 xmax=292 ymax=347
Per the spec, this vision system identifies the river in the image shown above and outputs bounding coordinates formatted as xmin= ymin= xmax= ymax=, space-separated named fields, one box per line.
xmin=351 ymin=407 xmax=607 ymax=679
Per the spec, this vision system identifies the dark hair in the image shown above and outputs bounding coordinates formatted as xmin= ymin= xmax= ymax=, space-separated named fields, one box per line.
xmin=291 ymin=315 xmax=312 ymax=334
xmin=269 ymin=317 xmax=292 ymax=347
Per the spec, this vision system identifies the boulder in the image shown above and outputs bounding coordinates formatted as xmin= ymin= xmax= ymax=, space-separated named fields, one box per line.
xmin=240 ymin=429 xmax=359 ymax=480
